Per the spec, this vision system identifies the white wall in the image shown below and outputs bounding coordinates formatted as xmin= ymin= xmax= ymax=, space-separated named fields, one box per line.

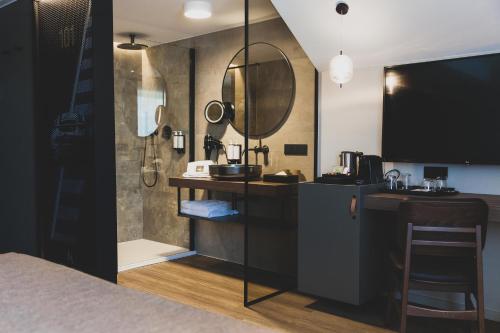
xmin=319 ymin=65 xmax=500 ymax=320
xmin=319 ymin=67 xmax=384 ymax=173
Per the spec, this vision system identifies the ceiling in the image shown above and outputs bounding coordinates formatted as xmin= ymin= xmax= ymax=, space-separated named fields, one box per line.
xmin=113 ymin=0 xmax=279 ymax=45
xmin=271 ymin=0 xmax=500 ymax=71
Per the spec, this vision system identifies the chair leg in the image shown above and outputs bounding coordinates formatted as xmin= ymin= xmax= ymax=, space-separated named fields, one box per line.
xmin=465 ymin=290 xmax=474 ymax=333
xmin=465 ymin=289 xmax=473 ymax=310
xmin=475 ymin=226 xmax=485 ymax=333
xmin=400 ymin=224 xmax=413 ymax=333
xmin=476 ymin=289 xmax=485 ymax=333
xmin=385 ymin=269 xmax=399 ymax=327
xmin=400 ymin=281 xmax=409 ymax=332
xmin=385 ymin=289 xmax=399 ymax=327
xmin=385 ymin=292 xmax=393 ymax=326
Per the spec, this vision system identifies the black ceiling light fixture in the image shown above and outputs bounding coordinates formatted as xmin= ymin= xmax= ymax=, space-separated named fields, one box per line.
xmin=117 ymin=34 xmax=148 ymax=51
xmin=335 ymin=0 xmax=349 ymax=15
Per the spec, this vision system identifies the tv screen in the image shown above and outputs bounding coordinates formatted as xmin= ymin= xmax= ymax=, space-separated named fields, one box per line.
xmin=382 ymin=53 xmax=500 ymax=165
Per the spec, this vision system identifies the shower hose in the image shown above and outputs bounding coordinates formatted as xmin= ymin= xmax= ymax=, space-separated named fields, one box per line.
xmin=142 ymin=134 xmax=159 ymax=187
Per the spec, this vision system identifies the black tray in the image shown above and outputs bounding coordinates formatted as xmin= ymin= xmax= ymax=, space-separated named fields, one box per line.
xmin=263 ymin=174 xmax=299 ymax=183
xmin=382 ymin=187 xmax=459 ymax=196
xmin=316 ymin=174 xmax=359 ymax=185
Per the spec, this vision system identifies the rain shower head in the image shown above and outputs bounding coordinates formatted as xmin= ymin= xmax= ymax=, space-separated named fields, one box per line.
xmin=117 ymin=34 xmax=148 ymax=50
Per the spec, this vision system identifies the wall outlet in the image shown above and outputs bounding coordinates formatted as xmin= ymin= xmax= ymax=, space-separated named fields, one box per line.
xmin=284 ymin=144 xmax=308 ymax=156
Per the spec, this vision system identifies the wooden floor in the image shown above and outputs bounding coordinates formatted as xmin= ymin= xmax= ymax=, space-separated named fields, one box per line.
xmin=118 ymin=255 xmax=499 ymax=333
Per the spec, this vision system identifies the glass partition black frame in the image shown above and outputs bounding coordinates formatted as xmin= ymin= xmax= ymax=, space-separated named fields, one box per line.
xmin=242 ymin=0 xmax=320 ymax=306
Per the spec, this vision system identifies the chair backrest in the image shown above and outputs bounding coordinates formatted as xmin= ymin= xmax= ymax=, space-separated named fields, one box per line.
xmin=397 ymin=199 xmax=489 ymax=255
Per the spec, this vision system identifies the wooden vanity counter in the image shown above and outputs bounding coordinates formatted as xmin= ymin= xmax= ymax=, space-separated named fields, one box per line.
xmin=168 ymin=177 xmax=298 ymax=197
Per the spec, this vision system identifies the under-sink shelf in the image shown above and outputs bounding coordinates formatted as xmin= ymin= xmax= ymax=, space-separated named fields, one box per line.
xmin=178 ymin=212 xmax=295 ymax=230
xmin=171 ymin=177 xmax=297 ymax=230
xmin=178 ymin=212 xmax=241 ymax=223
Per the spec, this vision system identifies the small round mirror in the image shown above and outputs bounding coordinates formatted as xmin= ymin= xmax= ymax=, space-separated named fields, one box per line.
xmin=222 ymin=42 xmax=295 ymax=138
xmin=204 ymin=100 xmax=225 ymax=124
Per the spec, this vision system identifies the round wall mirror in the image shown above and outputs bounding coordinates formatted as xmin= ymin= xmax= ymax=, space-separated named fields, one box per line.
xmin=121 ymin=62 xmax=166 ymax=137
xmin=222 ymin=42 xmax=295 ymax=138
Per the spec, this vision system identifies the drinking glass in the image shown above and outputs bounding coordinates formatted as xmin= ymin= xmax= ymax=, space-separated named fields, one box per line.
xmin=402 ymin=173 xmax=411 ymax=190
xmin=435 ymin=177 xmax=447 ymax=191
xmin=422 ymin=178 xmax=436 ymax=192
xmin=387 ymin=175 xmax=398 ymax=191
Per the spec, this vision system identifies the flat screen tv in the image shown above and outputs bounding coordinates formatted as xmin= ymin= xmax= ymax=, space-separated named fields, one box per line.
xmin=382 ymin=53 xmax=500 ymax=165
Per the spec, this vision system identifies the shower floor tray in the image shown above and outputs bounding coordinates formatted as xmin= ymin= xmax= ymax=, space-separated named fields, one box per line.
xmin=118 ymin=239 xmax=194 ymax=272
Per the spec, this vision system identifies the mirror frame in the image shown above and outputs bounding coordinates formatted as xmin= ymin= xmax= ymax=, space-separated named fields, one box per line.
xmin=204 ymin=100 xmax=226 ymax=124
xmin=222 ymin=42 xmax=296 ymax=138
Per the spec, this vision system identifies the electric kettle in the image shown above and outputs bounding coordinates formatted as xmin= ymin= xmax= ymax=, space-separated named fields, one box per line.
xmin=339 ymin=151 xmax=363 ymax=176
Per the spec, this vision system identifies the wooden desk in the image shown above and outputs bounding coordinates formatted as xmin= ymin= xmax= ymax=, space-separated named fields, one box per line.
xmin=365 ymin=192 xmax=500 ymax=224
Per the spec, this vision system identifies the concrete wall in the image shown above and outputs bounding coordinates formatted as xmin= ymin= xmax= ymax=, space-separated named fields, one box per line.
xmin=114 ymin=18 xmax=315 ymax=264
xmin=174 ymin=18 xmax=316 ymax=180
xmin=173 ymin=18 xmax=316 ymax=269
xmin=141 ymin=45 xmax=191 ymax=248
xmin=114 ymin=48 xmax=144 ymax=242
xmin=114 ymin=44 xmax=191 ymax=248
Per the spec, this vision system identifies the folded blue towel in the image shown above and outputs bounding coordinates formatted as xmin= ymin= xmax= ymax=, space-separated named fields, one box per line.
xmin=181 ymin=200 xmax=239 ymax=218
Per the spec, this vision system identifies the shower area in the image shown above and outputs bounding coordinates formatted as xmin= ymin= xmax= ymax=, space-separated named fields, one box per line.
xmin=114 ymin=37 xmax=193 ymax=271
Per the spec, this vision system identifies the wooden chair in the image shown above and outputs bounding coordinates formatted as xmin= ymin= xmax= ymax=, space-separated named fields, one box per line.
xmin=388 ymin=199 xmax=488 ymax=333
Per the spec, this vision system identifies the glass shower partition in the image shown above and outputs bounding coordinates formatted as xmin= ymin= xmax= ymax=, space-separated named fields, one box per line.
xmin=244 ymin=0 xmax=299 ymax=306
xmin=244 ymin=0 xmax=317 ymax=306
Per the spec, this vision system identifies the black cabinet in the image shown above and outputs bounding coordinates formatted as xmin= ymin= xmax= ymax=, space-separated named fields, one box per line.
xmin=298 ymin=183 xmax=382 ymax=305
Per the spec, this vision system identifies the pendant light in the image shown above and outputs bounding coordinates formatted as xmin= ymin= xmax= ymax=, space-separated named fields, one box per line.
xmin=329 ymin=1 xmax=353 ymax=87
xmin=184 ymin=0 xmax=212 ymax=19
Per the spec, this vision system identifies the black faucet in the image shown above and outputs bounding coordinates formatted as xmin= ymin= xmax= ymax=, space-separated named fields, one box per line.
xmin=247 ymin=138 xmax=269 ymax=165
xmin=204 ymin=134 xmax=224 ymax=162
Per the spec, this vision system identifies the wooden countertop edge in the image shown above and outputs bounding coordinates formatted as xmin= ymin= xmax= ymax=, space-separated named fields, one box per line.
xmin=168 ymin=177 xmax=298 ymax=197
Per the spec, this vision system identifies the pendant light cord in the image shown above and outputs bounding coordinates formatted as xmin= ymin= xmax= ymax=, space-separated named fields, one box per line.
xmin=340 ymin=5 xmax=345 ymax=55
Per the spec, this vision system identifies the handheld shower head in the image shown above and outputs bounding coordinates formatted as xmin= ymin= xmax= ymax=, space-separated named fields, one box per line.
xmin=117 ymin=34 xmax=148 ymax=50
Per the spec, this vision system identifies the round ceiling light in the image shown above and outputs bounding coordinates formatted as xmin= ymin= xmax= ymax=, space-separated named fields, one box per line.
xmin=184 ymin=0 xmax=212 ymax=19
